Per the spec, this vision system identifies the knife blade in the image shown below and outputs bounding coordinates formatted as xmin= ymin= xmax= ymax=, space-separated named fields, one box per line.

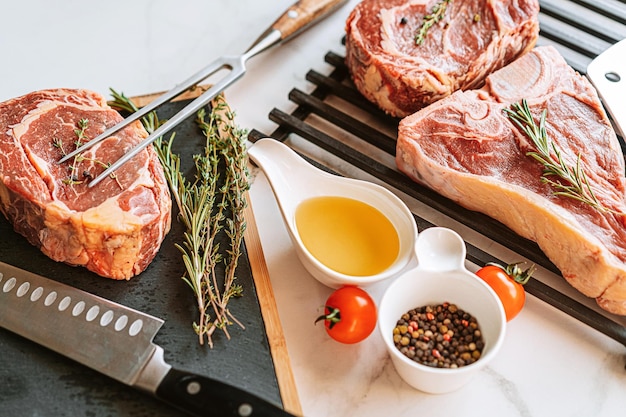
xmin=587 ymin=38 xmax=626 ymax=139
xmin=0 ymin=261 xmax=296 ymax=417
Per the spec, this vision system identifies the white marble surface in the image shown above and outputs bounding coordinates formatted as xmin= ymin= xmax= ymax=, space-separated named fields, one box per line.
xmin=2 ymin=1 xmax=626 ymax=416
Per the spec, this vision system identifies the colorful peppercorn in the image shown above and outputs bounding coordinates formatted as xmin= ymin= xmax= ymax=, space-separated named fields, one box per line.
xmin=393 ymin=302 xmax=485 ymax=369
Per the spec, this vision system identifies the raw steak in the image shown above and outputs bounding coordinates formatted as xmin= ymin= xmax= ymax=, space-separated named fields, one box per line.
xmin=345 ymin=0 xmax=540 ymax=117
xmin=397 ymin=46 xmax=626 ymax=315
xmin=0 ymin=89 xmax=171 ymax=280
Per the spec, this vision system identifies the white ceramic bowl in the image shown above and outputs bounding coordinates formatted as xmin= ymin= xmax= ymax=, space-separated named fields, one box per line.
xmin=378 ymin=227 xmax=506 ymax=394
xmin=248 ymin=138 xmax=418 ymax=288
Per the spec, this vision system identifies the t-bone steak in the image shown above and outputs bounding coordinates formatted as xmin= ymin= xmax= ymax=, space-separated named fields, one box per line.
xmin=397 ymin=46 xmax=626 ymax=315
xmin=0 ymin=89 xmax=171 ymax=280
xmin=345 ymin=0 xmax=540 ymax=118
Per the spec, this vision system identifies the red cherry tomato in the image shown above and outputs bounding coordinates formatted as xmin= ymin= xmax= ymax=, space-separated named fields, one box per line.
xmin=475 ymin=263 xmax=534 ymax=321
xmin=315 ymin=286 xmax=377 ymax=344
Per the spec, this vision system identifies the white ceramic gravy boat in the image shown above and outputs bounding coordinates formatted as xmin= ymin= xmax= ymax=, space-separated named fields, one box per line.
xmin=248 ymin=138 xmax=418 ymax=288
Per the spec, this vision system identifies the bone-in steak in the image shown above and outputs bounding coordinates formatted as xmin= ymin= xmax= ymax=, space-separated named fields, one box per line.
xmin=0 ymin=89 xmax=171 ymax=279
xmin=397 ymin=46 xmax=626 ymax=315
xmin=345 ymin=0 xmax=540 ymax=118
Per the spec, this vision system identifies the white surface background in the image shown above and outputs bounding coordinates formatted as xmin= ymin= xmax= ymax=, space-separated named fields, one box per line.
xmin=2 ymin=1 xmax=626 ymax=416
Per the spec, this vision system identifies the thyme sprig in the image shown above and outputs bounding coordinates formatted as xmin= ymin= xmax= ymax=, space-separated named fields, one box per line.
xmin=74 ymin=118 xmax=89 ymax=143
xmin=54 ymin=118 xmax=121 ymax=188
xmin=65 ymin=118 xmax=89 ymax=185
xmin=192 ymin=104 xmax=248 ymax=341
xmin=415 ymin=0 xmax=452 ymax=46
xmin=109 ymin=89 xmax=249 ymax=347
xmin=504 ymin=99 xmax=614 ymax=213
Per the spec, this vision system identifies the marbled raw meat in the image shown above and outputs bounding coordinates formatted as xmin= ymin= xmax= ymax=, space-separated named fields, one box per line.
xmin=0 ymin=89 xmax=171 ymax=279
xmin=397 ymin=46 xmax=626 ymax=315
xmin=345 ymin=0 xmax=540 ymax=117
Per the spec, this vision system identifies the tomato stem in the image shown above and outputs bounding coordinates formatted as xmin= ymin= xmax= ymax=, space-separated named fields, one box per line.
xmin=315 ymin=307 xmax=342 ymax=329
xmin=486 ymin=262 xmax=535 ymax=285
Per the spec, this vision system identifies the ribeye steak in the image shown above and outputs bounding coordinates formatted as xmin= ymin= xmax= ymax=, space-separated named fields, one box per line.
xmin=345 ymin=0 xmax=540 ymax=117
xmin=397 ymin=46 xmax=626 ymax=315
xmin=0 ymin=89 xmax=171 ymax=279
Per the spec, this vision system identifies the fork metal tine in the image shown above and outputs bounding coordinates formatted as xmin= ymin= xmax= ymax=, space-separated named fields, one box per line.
xmin=59 ymin=57 xmax=234 ymax=164
xmin=85 ymin=28 xmax=285 ymax=188
xmin=87 ymin=60 xmax=246 ymax=188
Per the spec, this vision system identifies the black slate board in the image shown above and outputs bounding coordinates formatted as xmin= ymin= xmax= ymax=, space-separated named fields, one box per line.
xmin=0 ymin=99 xmax=282 ymax=416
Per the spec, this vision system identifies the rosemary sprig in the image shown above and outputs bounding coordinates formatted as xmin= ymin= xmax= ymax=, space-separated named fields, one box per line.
xmin=109 ymin=89 xmax=249 ymax=347
xmin=503 ymin=99 xmax=614 ymax=213
xmin=415 ymin=0 xmax=452 ymax=46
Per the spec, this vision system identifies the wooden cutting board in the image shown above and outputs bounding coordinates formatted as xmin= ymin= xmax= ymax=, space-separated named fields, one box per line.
xmin=0 ymin=91 xmax=301 ymax=416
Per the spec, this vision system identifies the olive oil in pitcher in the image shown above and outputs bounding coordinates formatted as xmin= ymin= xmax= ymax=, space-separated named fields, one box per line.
xmin=295 ymin=196 xmax=400 ymax=276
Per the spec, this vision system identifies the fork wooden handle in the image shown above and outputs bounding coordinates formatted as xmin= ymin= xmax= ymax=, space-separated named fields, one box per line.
xmin=272 ymin=0 xmax=348 ymax=41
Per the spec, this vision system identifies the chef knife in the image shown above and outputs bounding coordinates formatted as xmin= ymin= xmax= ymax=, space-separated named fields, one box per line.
xmin=587 ymin=38 xmax=626 ymax=139
xmin=0 ymin=261 xmax=296 ymax=417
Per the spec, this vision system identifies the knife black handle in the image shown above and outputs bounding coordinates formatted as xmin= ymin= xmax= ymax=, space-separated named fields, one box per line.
xmin=156 ymin=368 xmax=299 ymax=417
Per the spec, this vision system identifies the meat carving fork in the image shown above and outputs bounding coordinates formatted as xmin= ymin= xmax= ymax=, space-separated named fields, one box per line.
xmin=59 ymin=0 xmax=348 ymax=187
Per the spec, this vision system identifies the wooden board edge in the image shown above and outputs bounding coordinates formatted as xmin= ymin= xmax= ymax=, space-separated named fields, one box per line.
xmin=243 ymin=193 xmax=303 ymax=416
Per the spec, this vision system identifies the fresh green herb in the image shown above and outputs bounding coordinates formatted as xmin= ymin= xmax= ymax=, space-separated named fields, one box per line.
xmin=52 ymin=137 xmax=66 ymax=156
xmin=54 ymin=118 xmax=121 ymax=187
xmin=504 ymin=99 xmax=615 ymax=213
xmin=75 ymin=155 xmax=122 ymax=188
xmin=74 ymin=118 xmax=89 ymax=145
xmin=415 ymin=0 xmax=452 ymax=46
xmin=107 ymin=89 xmax=161 ymax=135
xmin=64 ymin=119 xmax=90 ymax=185
xmin=109 ymin=89 xmax=250 ymax=347
xmin=62 ymin=176 xmax=82 ymax=186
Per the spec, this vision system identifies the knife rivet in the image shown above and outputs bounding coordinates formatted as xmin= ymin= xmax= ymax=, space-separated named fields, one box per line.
xmin=288 ymin=9 xmax=298 ymax=19
xmin=238 ymin=403 xmax=253 ymax=417
xmin=605 ymin=71 xmax=621 ymax=83
xmin=186 ymin=381 xmax=201 ymax=395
